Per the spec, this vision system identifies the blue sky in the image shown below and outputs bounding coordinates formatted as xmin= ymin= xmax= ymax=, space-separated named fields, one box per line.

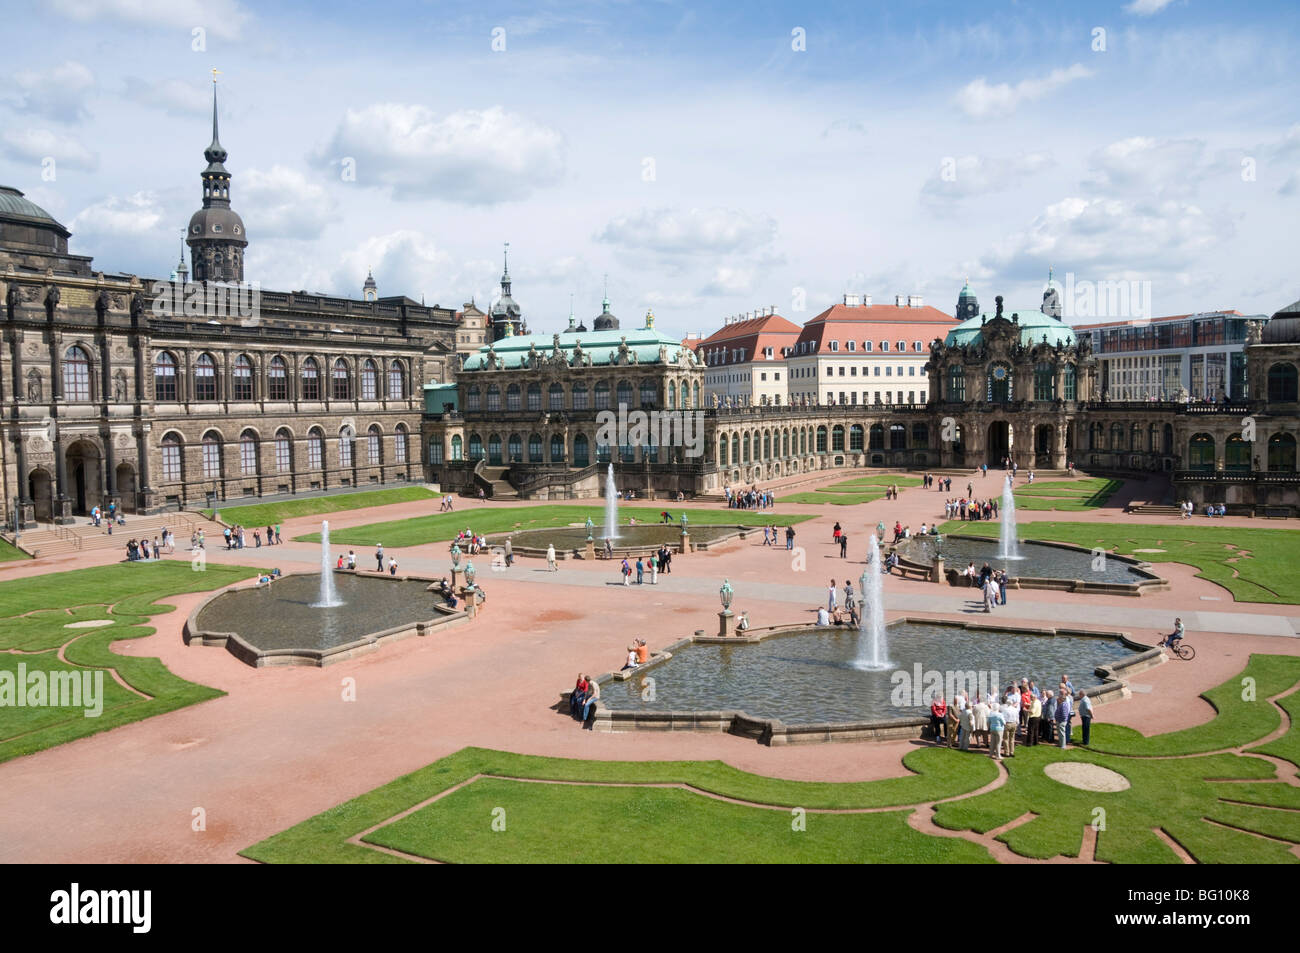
xmin=3 ymin=0 xmax=1298 ymax=337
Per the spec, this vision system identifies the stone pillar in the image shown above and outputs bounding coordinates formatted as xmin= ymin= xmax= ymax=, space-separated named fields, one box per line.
xmin=932 ymin=556 xmax=945 ymax=584
xmin=12 ymin=436 xmax=34 ymax=527
xmin=680 ymin=531 xmax=691 ymax=554
xmin=717 ymin=609 xmax=736 ymax=638
xmin=52 ymin=432 xmax=72 ymax=523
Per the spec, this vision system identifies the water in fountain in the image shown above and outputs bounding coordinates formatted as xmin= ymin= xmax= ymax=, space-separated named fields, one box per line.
xmin=999 ymin=477 xmax=1024 ymax=561
xmin=604 ymin=463 xmax=620 ymax=540
xmin=852 ymin=534 xmax=891 ymax=671
xmin=313 ymin=520 xmax=345 ymax=608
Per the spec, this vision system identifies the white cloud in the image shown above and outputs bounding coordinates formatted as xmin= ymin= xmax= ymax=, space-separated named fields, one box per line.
xmin=335 ymin=230 xmax=460 ymax=305
xmin=71 ymin=191 xmax=167 ymax=236
xmin=7 ymin=61 xmax=95 ymax=122
xmin=121 ymin=76 xmax=210 ymax=117
xmin=921 ymin=152 xmax=1055 ymax=204
xmin=238 ymin=166 xmax=338 ymax=239
xmin=955 ymin=64 xmax=1092 ymax=119
xmin=1125 ymin=0 xmax=1177 ymax=15
xmin=699 ymin=265 xmax=759 ymax=297
xmin=1 ymin=128 xmax=98 ymax=171
xmin=1083 ymin=136 xmax=1211 ymax=197
xmin=597 ymin=207 xmax=777 ymax=257
xmin=49 ymin=0 xmax=251 ymax=41
xmin=313 ymin=104 xmax=565 ymax=204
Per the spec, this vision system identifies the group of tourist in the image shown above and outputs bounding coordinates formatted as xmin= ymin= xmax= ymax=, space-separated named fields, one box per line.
xmin=960 ymin=561 xmax=1011 ymax=611
xmin=90 ymin=502 xmax=125 ymax=529
xmin=618 ymin=547 xmax=672 ymax=583
xmin=922 ymin=473 xmax=953 ymax=492
xmin=124 ymin=537 xmax=161 ymax=561
xmin=569 ymin=673 xmax=600 ymax=724
xmin=944 ymin=497 xmax=1000 ymax=521
xmin=929 ymin=676 xmax=1095 ymax=756
xmin=452 ymin=528 xmax=488 ymax=554
xmin=890 ymin=520 xmax=938 ymax=542
xmin=761 ymin=524 xmax=797 ymax=549
xmin=437 ymin=494 xmax=456 ymax=512
xmin=620 ymin=639 xmax=651 ymax=670
xmin=725 ymin=485 xmax=774 ymax=509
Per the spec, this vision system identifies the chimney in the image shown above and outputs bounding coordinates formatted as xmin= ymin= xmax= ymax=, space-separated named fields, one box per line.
xmin=863 ymin=294 xmax=872 ymax=307
xmin=843 ymin=294 xmax=860 ymax=307
xmin=908 ymin=294 xmax=923 ymax=308
xmin=770 ymin=305 xmax=777 ymax=315
xmin=895 ymin=294 xmax=905 ymax=307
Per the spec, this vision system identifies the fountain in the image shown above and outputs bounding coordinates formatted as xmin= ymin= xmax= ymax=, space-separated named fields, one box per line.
xmin=999 ymin=477 xmax=1024 ymax=561
xmin=313 ymin=520 xmax=345 ymax=608
xmin=853 ymin=534 xmax=891 ymax=671
xmin=604 ymin=463 xmax=620 ymax=540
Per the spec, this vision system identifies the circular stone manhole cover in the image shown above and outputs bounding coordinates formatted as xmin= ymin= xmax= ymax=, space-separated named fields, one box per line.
xmin=64 ymin=619 xmax=115 ymax=629
xmin=1044 ymin=762 xmax=1130 ymax=792
xmin=1132 ymin=548 xmax=1165 ymax=553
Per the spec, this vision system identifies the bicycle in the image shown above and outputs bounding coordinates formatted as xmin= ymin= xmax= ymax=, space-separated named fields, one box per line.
xmin=1164 ymin=639 xmax=1195 ymax=660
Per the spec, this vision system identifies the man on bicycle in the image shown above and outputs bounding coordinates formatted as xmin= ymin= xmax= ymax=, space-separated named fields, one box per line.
xmin=1161 ymin=618 xmax=1185 ymax=649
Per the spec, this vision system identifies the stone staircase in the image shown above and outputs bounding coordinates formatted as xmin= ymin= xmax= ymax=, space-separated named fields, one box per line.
xmin=1125 ymin=504 xmax=1183 ymax=517
xmin=7 ymin=511 xmax=227 ymax=559
xmin=476 ymin=466 xmax=519 ymax=500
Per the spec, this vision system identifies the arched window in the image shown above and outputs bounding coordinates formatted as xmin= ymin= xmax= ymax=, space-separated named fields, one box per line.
xmin=486 ymin=385 xmax=501 ymax=412
xmin=528 ymin=433 xmax=543 ymax=463
xmin=1267 ymin=363 xmax=1298 ymax=403
xmin=202 ymin=431 xmax=222 ymax=477
xmin=816 ymin=426 xmax=828 ymax=453
xmin=388 ymin=360 xmax=405 ymax=399
xmin=508 ymin=433 xmax=522 ymax=462
xmin=549 ymin=383 xmax=565 ymax=410
xmin=596 ymin=437 xmax=612 ymax=463
xmin=1149 ymin=423 xmax=1161 ymax=453
xmin=912 ymin=423 xmax=929 ymax=448
xmin=1063 ymin=364 xmax=1077 ymax=401
xmin=451 ymin=435 xmax=463 ymax=461
xmin=890 ymin=423 xmax=907 ymax=450
xmin=338 ymin=427 xmax=354 ymax=468
xmin=571 ymin=382 xmax=588 ymax=410
xmin=468 ymin=433 xmax=483 ymax=461
xmin=367 ymin=424 xmax=382 ymax=465
xmin=763 ymin=432 xmax=772 ymax=458
xmin=849 ymin=424 xmax=864 ymax=451
xmin=639 ymin=380 xmax=657 ymax=407
xmin=831 ymin=425 xmax=845 ymax=452
xmin=466 ymin=386 xmax=481 ymax=412
xmin=551 ymin=434 xmax=565 ymax=462
xmin=332 ymin=358 xmax=351 ymax=400
xmin=594 ymin=381 xmax=611 ymax=410
xmin=361 ymin=359 xmax=378 ymax=400
xmin=527 ymin=383 xmax=542 ymax=411
xmin=987 ymin=363 xmax=1011 ymax=402
xmin=233 ymin=354 xmax=253 ymax=400
xmin=692 ymin=381 xmax=700 ymax=409
xmin=1130 ymin=423 xmax=1142 ymax=451
xmin=1110 ymin=423 xmax=1125 ymax=450
xmin=1034 ymin=362 xmax=1054 ymax=401
xmin=239 ymin=429 xmax=258 ymax=474
xmin=194 ymin=353 xmax=217 ymax=401
xmin=275 ymin=428 xmax=292 ymax=472
xmin=506 ymin=383 xmax=521 ymax=411
xmin=573 ymin=433 xmax=589 ymax=467
xmin=869 ymin=423 xmax=884 ymax=450
xmin=268 ymin=356 xmax=288 ymax=400
xmin=947 ymin=365 xmax=965 ymax=402
xmin=308 ymin=427 xmax=324 ymax=469
xmin=616 ymin=380 xmax=633 ymax=408
xmin=731 ymin=434 xmax=740 ymax=463
xmin=1188 ymin=433 xmax=1215 ymax=471
xmin=1225 ymin=435 xmax=1250 ymax=472
xmin=301 ymin=358 xmax=320 ymax=400
xmin=719 ymin=435 xmax=729 ymax=465
xmin=668 ymin=381 xmax=677 ymax=409
xmin=63 ymin=345 xmax=91 ymax=401
xmin=154 ymin=351 xmax=177 ymax=401
xmin=161 ymin=432 xmax=183 ymax=482
xmin=394 ymin=425 xmax=408 ymax=464
xmin=1268 ymin=432 xmax=1296 ymax=472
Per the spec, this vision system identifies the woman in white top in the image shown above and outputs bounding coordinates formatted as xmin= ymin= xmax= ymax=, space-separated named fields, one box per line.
xmin=972 ymin=695 xmax=990 ymax=748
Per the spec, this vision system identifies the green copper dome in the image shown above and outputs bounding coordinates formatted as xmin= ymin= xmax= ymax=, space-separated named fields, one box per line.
xmin=944 ymin=306 xmax=1077 ymax=348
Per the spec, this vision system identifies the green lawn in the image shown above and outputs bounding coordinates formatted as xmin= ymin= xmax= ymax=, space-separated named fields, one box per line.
xmin=204 ymin=486 xmax=438 ymax=528
xmin=245 ymin=655 xmax=1300 ymax=864
xmin=0 ymin=561 xmax=261 ymax=763
xmin=1010 ymin=478 xmax=1122 ymax=512
xmin=0 ymin=539 xmax=28 ymax=562
xmin=784 ymin=474 xmax=921 ymax=506
xmin=298 ymin=505 xmax=815 ymax=548
xmin=937 ymin=519 xmax=1300 ymax=604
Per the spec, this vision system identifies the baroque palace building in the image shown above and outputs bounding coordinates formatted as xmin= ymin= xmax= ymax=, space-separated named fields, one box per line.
xmin=1 ymin=87 xmax=456 ymax=526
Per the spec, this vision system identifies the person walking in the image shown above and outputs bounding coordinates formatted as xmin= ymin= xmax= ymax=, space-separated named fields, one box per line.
xmin=546 ymin=543 xmax=557 ymax=571
xmin=388 ymin=556 xmax=398 ymax=576
xmin=1077 ymin=691 xmax=1093 ymax=746
xmin=785 ymin=525 xmax=795 ymax=551
xmin=504 ymin=537 xmax=514 ymax=567
xmin=274 ymin=524 xmax=282 ymax=545
xmin=1055 ymin=688 xmax=1073 ymax=748
xmin=839 ymin=532 xmax=849 ymax=558
xmin=375 ymin=544 xmax=384 ymax=571
xmin=620 ymin=558 xmax=631 ymax=585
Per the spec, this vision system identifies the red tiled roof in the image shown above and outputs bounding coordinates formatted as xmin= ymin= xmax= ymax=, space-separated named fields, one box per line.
xmin=694 ymin=313 xmax=802 ymax=365
xmin=793 ymin=303 xmax=958 ymax=353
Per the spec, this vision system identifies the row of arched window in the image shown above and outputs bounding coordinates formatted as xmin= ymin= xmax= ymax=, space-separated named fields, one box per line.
xmin=1187 ymin=432 xmax=1295 ymax=472
xmin=715 ymin=423 xmax=930 ymax=465
xmin=157 ymin=424 xmax=410 ymax=482
xmin=464 ymin=379 xmax=700 ymax=413
xmin=1089 ymin=422 xmax=1175 ymax=455
xmin=152 ymin=352 xmax=408 ymax=402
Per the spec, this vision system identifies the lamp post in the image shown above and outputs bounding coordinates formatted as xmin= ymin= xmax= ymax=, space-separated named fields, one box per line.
xmin=450 ymin=542 xmax=463 ymax=590
xmin=679 ymin=511 xmax=691 ymax=554
xmin=718 ymin=578 xmax=736 ymax=637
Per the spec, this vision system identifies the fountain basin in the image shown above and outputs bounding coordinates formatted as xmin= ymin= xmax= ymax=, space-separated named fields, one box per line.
xmin=184 ymin=572 xmax=467 ymax=667
xmin=896 ymin=535 xmax=1167 ymax=595
xmin=493 ymin=523 xmax=753 ymax=558
xmin=592 ymin=618 xmax=1159 ymax=745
